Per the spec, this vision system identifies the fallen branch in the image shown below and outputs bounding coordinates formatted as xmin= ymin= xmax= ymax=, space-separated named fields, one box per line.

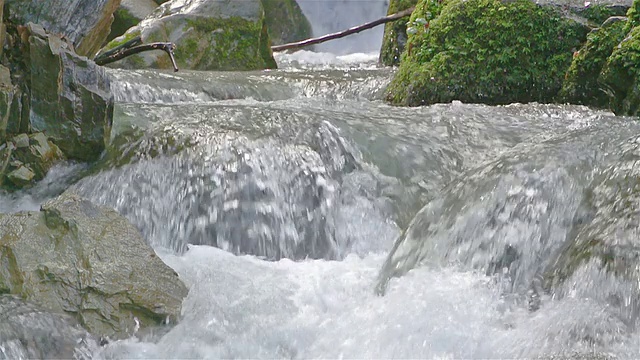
xmin=94 ymin=36 xmax=179 ymax=72
xmin=272 ymin=6 xmax=416 ymax=52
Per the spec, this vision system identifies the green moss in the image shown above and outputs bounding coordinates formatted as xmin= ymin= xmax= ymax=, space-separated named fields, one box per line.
xmin=262 ymin=0 xmax=313 ymax=45
xmin=574 ymin=5 xmax=622 ymax=27
xmin=101 ymin=29 xmax=142 ymax=53
xmin=386 ymin=0 xmax=588 ymax=106
xmin=599 ymin=25 xmax=640 ymax=116
xmin=626 ymin=0 xmax=640 ymax=32
xmin=107 ymin=8 xmax=141 ymax=43
xmin=171 ymin=16 xmax=276 ymax=71
xmin=379 ymin=0 xmax=420 ymax=66
xmin=558 ymin=18 xmax=627 ymax=108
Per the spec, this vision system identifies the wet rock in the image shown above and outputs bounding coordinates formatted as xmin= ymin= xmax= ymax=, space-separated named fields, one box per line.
xmin=0 ymin=132 xmax=64 ymax=189
xmin=379 ymin=0 xmax=418 ymax=66
xmin=4 ymin=0 xmax=121 ymax=57
xmin=0 ymin=191 xmax=188 ymax=339
xmin=24 ymin=23 xmax=113 ymax=161
xmin=107 ymin=0 xmax=159 ymax=43
xmin=385 ymin=0 xmax=588 ymax=106
xmin=558 ymin=17 xmax=628 ymax=108
xmin=263 ymin=0 xmax=313 ymax=45
xmin=100 ymin=0 xmax=278 ymax=71
xmin=6 ymin=162 xmax=34 ymax=186
xmin=0 ymin=295 xmax=96 ymax=360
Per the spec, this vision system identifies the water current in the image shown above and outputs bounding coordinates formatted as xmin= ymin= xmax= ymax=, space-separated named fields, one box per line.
xmin=3 ymin=29 xmax=640 ymax=360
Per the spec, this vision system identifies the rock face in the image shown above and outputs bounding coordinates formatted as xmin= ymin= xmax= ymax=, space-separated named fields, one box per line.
xmin=385 ymin=0 xmax=588 ymax=106
xmin=0 ymin=23 xmax=114 ymax=164
xmin=0 ymin=295 xmax=96 ymax=359
xmin=107 ymin=0 xmax=159 ymax=43
xmin=262 ymin=0 xmax=313 ymax=45
xmin=101 ymin=0 xmax=278 ymax=71
xmin=0 ymin=132 xmax=64 ymax=188
xmin=379 ymin=0 xmax=418 ymax=66
xmin=4 ymin=0 xmax=121 ymax=58
xmin=0 ymin=191 xmax=188 ymax=339
xmin=599 ymin=23 xmax=640 ymax=115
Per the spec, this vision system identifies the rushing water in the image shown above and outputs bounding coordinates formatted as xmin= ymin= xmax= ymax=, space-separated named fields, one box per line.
xmin=3 ymin=49 xmax=640 ymax=358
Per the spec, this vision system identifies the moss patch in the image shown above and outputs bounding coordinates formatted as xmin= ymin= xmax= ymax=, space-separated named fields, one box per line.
xmin=558 ymin=18 xmax=628 ymax=108
xmin=386 ymin=0 xmax=588 ymax=106
xmin=599 ymin=25 xmax=640 ymax=116
xmin=379 ymin=0 xmax=420 ymax=66
xmin=262 ymin=0 xmax=313 ymax=45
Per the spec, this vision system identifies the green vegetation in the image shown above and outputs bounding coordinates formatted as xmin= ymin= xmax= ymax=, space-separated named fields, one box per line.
xmin=386 ymin=0 xmax=588 ymax=106
xmin=558 ymin=18 xmax=628 ymax=107
xmin=379 ymin=0 xmax=420 ymax=66
xmin=599 ymin=24 xmax=640 ymax=116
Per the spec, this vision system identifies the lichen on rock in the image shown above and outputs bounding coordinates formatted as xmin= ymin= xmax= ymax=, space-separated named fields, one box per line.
xmin=0 ymin=191 xmax=188 ymax=339
xmin=385 ymin=0 xmax=589 ymax=106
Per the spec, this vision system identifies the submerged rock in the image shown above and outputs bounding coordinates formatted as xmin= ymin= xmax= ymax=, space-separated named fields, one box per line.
xmin=4 ymin=0 xmax=121 ymax=57
xmin=0 ymin=191 xmax=188 ymax=339
xmin=385 ymin=0 xmax=588 ymax=106
xmin=379 ymin=0 xmax=418 ymax=66
xmin=0 ymin=295 xmax=96 ymax=359
xmin=101 ymin=0 xmax=277 ymax=71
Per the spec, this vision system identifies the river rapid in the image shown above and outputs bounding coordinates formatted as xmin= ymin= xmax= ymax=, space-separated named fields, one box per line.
xmin=3 ymin=48 xmax=640 ymax=358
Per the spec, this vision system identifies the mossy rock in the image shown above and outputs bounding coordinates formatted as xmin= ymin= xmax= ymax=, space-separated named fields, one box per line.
xmin=558 ymin=17 xmax=628 ymax=108
xmin=599 ymin=24 xmax=640 ymax=116
xmin=262 ymin=0 xmax=313 ymax=45
xmin=106 ymin=0 xmax=159 ymax=43
xmin=379 ymin=0 xmax=420 ymax=66
xmin=99 ymin=0 xmax=277 ymax=71
xmin=386 ymin=0 xmax=589 ymax=106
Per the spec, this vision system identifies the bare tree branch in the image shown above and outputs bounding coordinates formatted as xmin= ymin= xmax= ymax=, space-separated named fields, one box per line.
xmin=271 ymin=6 xmax=416 ymax=52
xmin=94 ymin=37 xmax=179 ymax=72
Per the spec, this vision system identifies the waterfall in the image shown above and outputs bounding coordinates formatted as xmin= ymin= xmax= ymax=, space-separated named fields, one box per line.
xmin=296 ymin=0 xmax=390 ymax=54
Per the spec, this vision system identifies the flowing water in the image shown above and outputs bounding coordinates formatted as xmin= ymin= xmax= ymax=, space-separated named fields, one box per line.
xmin=3 ymin=39 xmax=640 ymax=360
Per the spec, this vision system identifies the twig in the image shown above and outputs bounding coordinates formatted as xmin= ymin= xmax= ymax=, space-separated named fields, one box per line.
xmin=272 ymin=6 xmax=416 ymax=52
xmin=94 ymin=38 xmax=179 ymax=72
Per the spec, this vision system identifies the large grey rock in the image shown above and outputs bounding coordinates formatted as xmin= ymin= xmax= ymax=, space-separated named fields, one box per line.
xmin=107 ymin=0 xmax=159 ymax=43
xmin=0 ymin=295 xmax=96 ymax=359
xmin=25 ymin=23 xmax=113 ymax=161
xmin=0 ymin=191 xmax=188 ymax=339
xmin=4 ymin=0 xmax=122 ymax=57
xmin=100 ymin=0 xmax=277 ymax=71
xmin=262 ymin=0 xmax=313 ymax=45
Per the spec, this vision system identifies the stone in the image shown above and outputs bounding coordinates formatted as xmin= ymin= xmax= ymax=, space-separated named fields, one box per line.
xmin=4 ymin=0 xmax=122 ymax=58
xmin=262 ymin=0 xmax=313 ymax=45
xmin=6 ymin=164 xmax=35 ymax=186
xmin=0 ymin=191 xmax=188 ymax=339
xmin=10 ymin=132 xmax=64 ymax=180
xmin=107 ymin=0 xmax=159 ymax=43
xmin=24 ymin=23 xmax=113 ymax=161
xmin=100 ymin=0 xmax=278 ymax=71
xmin=12 ymin=133 xmax=28 ymax=148
xmin=0 ymin=295 xmax=96 ymax=359
xmin=0 ymin=142 xmax=13 ymax=187
xmin=385 ymin=0 xmax=589 ymax=106
xmin=379 ymin=0 xmax=419 ymax=66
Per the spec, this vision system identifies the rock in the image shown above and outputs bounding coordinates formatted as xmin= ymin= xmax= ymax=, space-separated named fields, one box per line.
xmin=12 ymin=132 xmax=28 ymax=148
xmin=24 ymin=23 xmax=113 ymax=161
xmin=262 ymin=0 xmax=313 ymax=45
xmin=107 ymin=0 xmax=159 ymax=43
xmin=385 ymin=0 xmax=589 ymax=106
xmin=0 ymin=295 xmax=97 ymax=359
xmin=379 ymin=0 xmax=419 ymax=66
xmin=6 ymin=163 xmax=35 ymax=186
xmin=4 ymin=0 xmax=122 ymax=58
xmin=0 ymin=191 xmax=188 ymax=339
xmin=100 ymin=0 xmax=278 ymax=71
xmin=558 ymin=17 xmax=628 ymax=108
xmin=599 ymin=23 xmax=640 ymax=116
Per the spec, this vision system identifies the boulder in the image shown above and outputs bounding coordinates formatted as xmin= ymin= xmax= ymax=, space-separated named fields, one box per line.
xmin=599 ymin=23 xmax=640 ymax=116
xmin=100 ymin=0 xmax=278 ymax=71
xmin=107 ymin=0 xmax=159 ymax=43
xmin=22 ymin=23 xmax=113 ymax=161
xmin=4 ymin=0 xmax=121 ymax=58
xmin=558 ymin=17 xmax=628 ymax=108
xmin=0 ymin=191 xmax=188 ymax=339
xmin=262 ymin=0 xmax=313 ymax=45
xmin=0 ymin=295 xmax=96 ymax=359
xmin=379 ymin=0 xmax=419 ymax=66
xmin=385 ymin=0 xmax=589 ymax=106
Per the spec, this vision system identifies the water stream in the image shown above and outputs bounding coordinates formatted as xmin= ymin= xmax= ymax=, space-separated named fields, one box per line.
xmin=2 ymin=42 xmax=640 ymax=360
